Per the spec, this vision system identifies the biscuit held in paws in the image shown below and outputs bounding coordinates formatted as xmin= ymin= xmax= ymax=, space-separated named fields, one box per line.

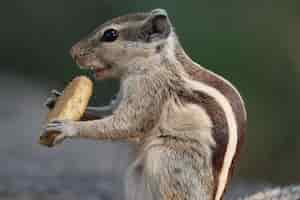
xmin=39 ymin=76 xmax=93 ymax=147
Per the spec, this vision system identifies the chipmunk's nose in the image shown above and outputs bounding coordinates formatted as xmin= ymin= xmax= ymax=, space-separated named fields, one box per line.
xmin=70 ymin=43 xmax=81 ymax=60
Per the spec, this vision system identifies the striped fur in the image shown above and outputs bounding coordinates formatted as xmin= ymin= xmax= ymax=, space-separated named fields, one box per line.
xmin=174 ymin=39 xmax=247 ymax=200
xmin=66 ymin=8 xmax=300 ymax=200
xmin=69 ymin=8 xmax=247 ymax=200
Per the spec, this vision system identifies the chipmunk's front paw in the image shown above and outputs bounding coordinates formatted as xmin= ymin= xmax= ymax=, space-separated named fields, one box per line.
xmin=44 ymin=120 xmax=79 ymax=145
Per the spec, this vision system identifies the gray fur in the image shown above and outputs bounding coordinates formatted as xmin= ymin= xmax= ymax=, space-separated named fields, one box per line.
xmin=44 ymin=8 xmax=300 ymax=200
xmin=116 ymin=10 xmax=172 ymax=42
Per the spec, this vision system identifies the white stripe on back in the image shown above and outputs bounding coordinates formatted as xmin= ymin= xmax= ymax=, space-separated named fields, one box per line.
xmin=184 ymin=78 xmax=238 ymax=200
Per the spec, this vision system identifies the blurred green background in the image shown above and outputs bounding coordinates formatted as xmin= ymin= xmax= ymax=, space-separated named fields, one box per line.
xmin=0 ymin=0 xmax=299 ymax=199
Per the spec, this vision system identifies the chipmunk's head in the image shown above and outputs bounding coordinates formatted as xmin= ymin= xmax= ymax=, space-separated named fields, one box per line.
xmin=70 ymin=9 xmax=176 ymax=80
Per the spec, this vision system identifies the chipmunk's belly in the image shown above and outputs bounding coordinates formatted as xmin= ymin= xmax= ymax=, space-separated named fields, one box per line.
xmin=125 ymin=103 xmax=216 ymax=200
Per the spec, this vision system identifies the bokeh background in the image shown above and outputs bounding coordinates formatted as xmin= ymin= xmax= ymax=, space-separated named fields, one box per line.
xmin=0 ymin=0 xmax=299 ymax=199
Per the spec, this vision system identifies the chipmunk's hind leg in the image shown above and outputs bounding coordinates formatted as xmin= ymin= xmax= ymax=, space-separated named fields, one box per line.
xmin=125 ymin=158 xmax=154 ymax=200
xmin=142 ymin=143 xmax=215 ymax=200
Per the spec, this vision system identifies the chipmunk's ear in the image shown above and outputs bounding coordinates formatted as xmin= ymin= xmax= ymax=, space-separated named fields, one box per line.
xmin=140 ymin=9 xmax=172 ymax=42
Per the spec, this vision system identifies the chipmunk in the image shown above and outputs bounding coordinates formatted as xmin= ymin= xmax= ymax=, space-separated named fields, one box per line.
xmin=44 ymin=8 xmax=300 ymax=200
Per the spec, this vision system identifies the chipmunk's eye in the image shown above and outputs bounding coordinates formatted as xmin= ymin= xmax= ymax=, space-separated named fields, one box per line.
xmin=101 ymin=29 xmax=119 ymax=42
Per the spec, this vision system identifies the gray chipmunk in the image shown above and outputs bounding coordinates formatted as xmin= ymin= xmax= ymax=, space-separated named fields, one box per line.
xmin=44 ymin=9 xmax=300 ymax=200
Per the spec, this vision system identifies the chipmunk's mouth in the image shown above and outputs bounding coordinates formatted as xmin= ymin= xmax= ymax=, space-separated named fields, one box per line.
xmin=89 ymin=66 xmax=111 ymax=79
xmin=76 ymin=60 xmax=111 ymax=80
xmin=72 ymin=54 xmax=112 ymax=79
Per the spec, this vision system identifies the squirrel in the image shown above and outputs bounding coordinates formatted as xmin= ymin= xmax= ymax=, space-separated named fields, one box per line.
xmin=44 ymin=8 xmax=288 ymax=200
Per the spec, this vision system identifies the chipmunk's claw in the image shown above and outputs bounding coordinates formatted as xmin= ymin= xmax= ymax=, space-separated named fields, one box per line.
xmin=44 ymin=120 xmax=79 ymax=146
